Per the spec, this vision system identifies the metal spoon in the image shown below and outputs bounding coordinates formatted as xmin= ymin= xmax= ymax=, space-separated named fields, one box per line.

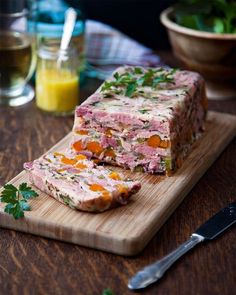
xmin=57 ymin=7 xmax=77 ymax=67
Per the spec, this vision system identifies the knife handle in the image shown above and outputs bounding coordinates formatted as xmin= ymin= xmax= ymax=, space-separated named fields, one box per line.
xmin=151 ymin=234 xmax=204 ymax=276
xmin=128 ymin=234 xmax=204 ymax=290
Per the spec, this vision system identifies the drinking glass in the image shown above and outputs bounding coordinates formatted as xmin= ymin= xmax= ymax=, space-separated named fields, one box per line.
xmin=0 ymin=0 xmax=36 ymax=106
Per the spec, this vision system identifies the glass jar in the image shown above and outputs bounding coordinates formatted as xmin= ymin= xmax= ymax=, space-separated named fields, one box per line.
xmin=36 ymin=42 xmax=79 ymax=116
xmin=36 ymin=0 xmax=86 ymax=84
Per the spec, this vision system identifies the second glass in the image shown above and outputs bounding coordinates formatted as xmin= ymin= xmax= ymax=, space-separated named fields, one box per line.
xmin=0 ymin=0 xmax=36 ymax=106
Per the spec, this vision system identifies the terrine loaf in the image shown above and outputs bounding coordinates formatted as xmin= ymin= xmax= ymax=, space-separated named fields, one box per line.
xmin=24 ymin=151 xmax=141 ymax=212
xmin=72 ymin=66 xmax=208 ymax=174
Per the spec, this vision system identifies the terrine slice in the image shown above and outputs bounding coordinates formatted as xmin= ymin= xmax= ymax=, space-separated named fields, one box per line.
xmin=24 ymin=151 xmax=141 ymax=212
xmin=72 ymin=66 xmax=207 ymax=175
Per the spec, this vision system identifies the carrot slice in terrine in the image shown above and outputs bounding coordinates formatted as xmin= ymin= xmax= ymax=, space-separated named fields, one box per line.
xmin=24 ymin=151 xmax=141 ymax=212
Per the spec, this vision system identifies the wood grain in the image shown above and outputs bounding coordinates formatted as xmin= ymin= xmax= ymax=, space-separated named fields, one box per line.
xmin=0 ymin=73 xmax=236 ymax=295
xmin=0 ymin=111 xmax=235 ymax=256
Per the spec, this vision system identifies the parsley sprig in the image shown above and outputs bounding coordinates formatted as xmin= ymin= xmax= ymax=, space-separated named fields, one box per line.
xmin=0 ymin=183 xmax=38 ymax=219
xmin=102 ymin=289 xmax=114 ymax=295
xmin=101 ymin=67 xmax=176 ymax=98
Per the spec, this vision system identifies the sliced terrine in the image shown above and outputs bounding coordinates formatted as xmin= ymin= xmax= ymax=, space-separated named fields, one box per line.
xmin=72 ymin=66 xmax=207 ymax=175
xmin=24 ymin=151 xmax=141 ymax=212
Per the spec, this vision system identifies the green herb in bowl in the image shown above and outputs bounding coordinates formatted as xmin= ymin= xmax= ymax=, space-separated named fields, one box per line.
xmin=174 ymin=0 xmax=236 ymax=34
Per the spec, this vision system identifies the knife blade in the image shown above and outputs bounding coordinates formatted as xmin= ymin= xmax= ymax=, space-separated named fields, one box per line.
xmin=128 ymin=202 xmax=236 ymax=290
xmin=195 ymin=202 xmax=236 ymax=239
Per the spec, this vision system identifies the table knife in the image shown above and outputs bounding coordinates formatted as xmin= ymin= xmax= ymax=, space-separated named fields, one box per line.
xmin=128 ymin=202 xmax=236 ymax=290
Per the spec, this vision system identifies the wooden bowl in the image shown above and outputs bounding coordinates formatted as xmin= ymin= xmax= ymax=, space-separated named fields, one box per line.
xmin=160 ymin=7 xmax=236 ymax=99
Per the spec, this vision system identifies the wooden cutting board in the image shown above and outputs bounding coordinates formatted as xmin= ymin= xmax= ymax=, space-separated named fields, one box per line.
xmin=0 ymin=111 xmax=236 ymax=256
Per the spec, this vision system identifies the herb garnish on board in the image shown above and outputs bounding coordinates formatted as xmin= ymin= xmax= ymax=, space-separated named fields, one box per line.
xmin=100 ymin=67 xmax=176 ymax=98
xmin=102 ymin=289 xmax=114 ymax=295
xmin=0 ymin=183 xmax=38 ymax=219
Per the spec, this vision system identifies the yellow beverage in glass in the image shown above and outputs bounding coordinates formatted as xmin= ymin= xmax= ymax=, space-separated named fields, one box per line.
xmin=36 ymin=69 xmax=79 ymax=114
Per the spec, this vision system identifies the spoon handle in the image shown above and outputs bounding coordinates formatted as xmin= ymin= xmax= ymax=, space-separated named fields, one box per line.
xmin=60 ymin=8 xmax=77 ymax=51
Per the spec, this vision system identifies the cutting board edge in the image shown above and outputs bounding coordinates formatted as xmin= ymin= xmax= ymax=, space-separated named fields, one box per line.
xmin=0 ymin=210 xmax=145 ymax=256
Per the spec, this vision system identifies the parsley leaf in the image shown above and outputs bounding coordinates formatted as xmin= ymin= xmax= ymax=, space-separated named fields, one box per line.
xmin=1 ymin=184 xmax=17 ymax=201
xmin=19 ymin=200 xmax=31 ymax=211
xmin=0 ymin=183 xmax=38 ymax=219
xmin=125 ymin=82 xmax=137 ymax=97
xmin=134 ymin=67 xmax=143 ymax=74
xmin=100 ymin=67 xmax=177 ymax=98
xmin=4 ymin=203 xmax=24 ymax=219
xmin=102 ymin=289 xmax=114 ymax=295
xmin=113 ymin=72 xmax=120 ymax=80
xmin=19 ymin=183 xmax=38 ymax=200
xmin=138 ymin=109 xmax=150 ymax=114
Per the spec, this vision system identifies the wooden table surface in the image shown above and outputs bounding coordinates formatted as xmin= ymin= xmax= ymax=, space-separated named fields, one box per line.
xmin=0 ymin=71 xmax=236 ymax=295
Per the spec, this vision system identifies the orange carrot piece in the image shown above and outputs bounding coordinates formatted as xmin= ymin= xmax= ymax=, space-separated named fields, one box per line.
xmin=74 ymin=162 xmax=87 ymax=169
xmin=54 ymin=152 xmax=64 ymax=157
xmin=72 ymin=140 xmax=84 ymax=152
xmin=61 ymin=157 xmax=77 ymax=165
xmin=116 ymin=184 xmax=128 ymax=196
xmin=109 ymin=171 xmax=121 ymax=181
xmin=87 ymin=141 xmax=103 ymax=154
xmin=159 ymin=139 xmax=170 ymax=148
xmin=104 ymin=149 xmax=116 ymax=159
xmin=147 ymin=135 xmax=161 ymax=148
xmin=57 ymin=168 xmax=66 ymax=173
xmin=102 ymin=191 xmax=112 ymax=201
xmin=89 ymin=184 xmax=105 ymax=192
xmin=75 ymin=129 xmax=89 ymax=135
xmin=76 ymin=154 xmax=87 ymax=161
